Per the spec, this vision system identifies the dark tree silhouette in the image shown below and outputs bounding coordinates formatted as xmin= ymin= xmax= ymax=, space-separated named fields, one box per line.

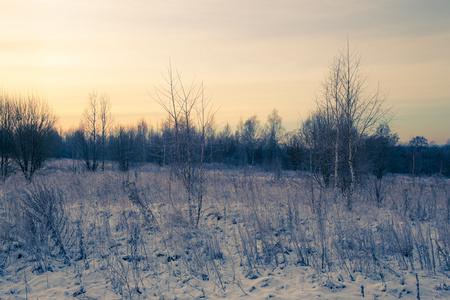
xmin=7 ymin=94 xmax=57 ymax=181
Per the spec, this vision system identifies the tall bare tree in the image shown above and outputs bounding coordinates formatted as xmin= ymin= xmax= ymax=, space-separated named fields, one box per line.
xmin=100 ymin=93 xmax=113 ymax=171
xmin=81 ymin=91 xmax=100 ymax=171
xmin=319 ymin=53 xmax=343 ymax=191
xmin=317 ymin=42 xmax=391 ymax=208
xmin=152 ymin=64 xmax=214 ymax=227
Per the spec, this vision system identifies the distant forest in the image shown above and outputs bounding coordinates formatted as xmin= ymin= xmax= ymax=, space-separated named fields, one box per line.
xmin=1 ymin=46 xmax=449 ymax=184
xmin=52 ymin=116 xmax=449 ymax=177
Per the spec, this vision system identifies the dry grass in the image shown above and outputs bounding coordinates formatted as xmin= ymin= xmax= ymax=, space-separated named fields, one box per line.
xmin=0 ymin=161 xmax=449 ymax=298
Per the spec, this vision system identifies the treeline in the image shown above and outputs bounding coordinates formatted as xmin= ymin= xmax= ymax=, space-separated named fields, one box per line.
xmin=1 ymin=92 xmax=449 ymax=183
xmin=51 ymin=114 xmax=449 ymax=177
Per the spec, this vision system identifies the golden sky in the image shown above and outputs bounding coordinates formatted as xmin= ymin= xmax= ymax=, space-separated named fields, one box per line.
xmin=1 ymin=0 xmax=449 ymax=143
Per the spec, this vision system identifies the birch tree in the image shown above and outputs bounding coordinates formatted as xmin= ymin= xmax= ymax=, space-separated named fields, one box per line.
xmin=317 ymin=42 xmax=391 ymax=208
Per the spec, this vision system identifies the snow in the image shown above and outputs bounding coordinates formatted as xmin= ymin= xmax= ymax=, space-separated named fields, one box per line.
xmin=2 ymin=261 xmax=449 ymax=299
xmin=0 ymin=164 xmax=449 ymax=299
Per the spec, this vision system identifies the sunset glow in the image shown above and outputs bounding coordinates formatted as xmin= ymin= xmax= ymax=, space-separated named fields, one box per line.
xmin=1 ymin=0 xmax=449 ymax=143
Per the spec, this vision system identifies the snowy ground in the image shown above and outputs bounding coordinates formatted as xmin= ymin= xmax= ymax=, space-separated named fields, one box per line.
xmin=2 ymin=260 xmax=450 ymax=299
xmin=0 ymin=162 xmax=449 ymax=299
xmin=2 ymin=252 xmax=450 ymax=299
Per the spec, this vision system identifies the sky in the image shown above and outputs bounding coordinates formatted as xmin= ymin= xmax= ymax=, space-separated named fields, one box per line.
xmin=1 ymin=0 xmax=449 ymax=144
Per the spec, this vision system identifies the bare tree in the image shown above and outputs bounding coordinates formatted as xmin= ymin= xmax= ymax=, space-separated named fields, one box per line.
xmin=318 ymin=53 xmax=343 ymax=191
xmin=152 ymin=64 xmax=214 ymax=227
xmin=100 ymin=93 xmax=113 ymax=171
xmin=0 ymin=93 xmax=13 ymax=180
xmin=7 ymin=93 xmax=57 ymax=181
xmin=81 ymin=91 xmax=100 ymax=171
xmin=317 ymin=42 xmax=391 ymax=208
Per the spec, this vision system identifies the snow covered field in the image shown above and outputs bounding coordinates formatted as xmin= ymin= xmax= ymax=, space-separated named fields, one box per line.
xmin=0 ymin=161 xmax=449 ymax=299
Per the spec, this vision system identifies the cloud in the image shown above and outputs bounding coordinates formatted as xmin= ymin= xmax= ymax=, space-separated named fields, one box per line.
xmin=0 ymin=0 xmax=449 ymax=143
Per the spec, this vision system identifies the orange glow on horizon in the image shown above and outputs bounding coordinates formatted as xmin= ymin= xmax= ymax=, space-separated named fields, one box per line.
xmin=1 ymin=1 xmax=449 ymax=143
